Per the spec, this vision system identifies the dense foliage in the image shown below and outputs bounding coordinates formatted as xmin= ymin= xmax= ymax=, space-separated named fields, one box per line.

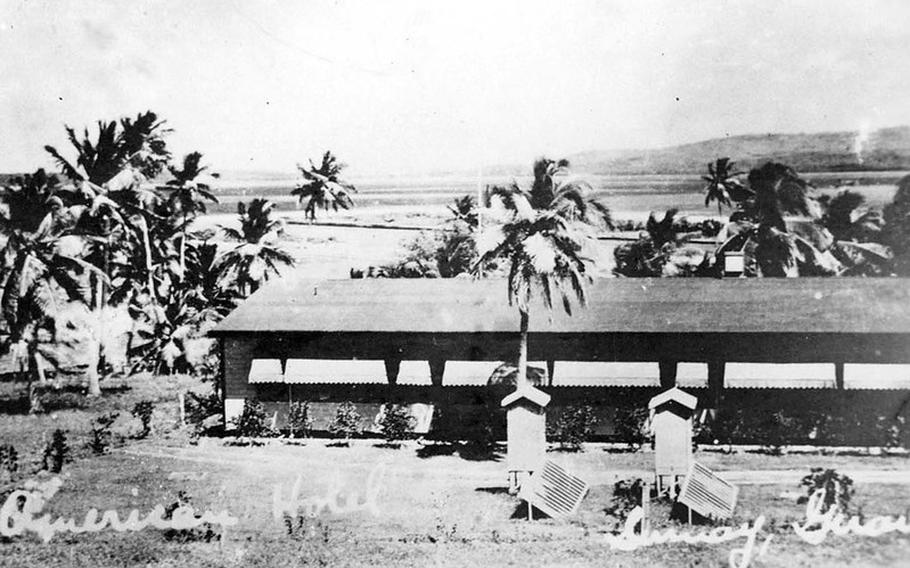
xmin=548 ymin=405 xmax=599 ymax=451
xmin=0 ymin=111 xmax=300 ymax=410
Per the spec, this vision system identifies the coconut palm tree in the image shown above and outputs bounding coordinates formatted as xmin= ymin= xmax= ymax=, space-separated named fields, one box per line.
xmin=447 ymin=195 xmax=479 ymax=230
xmin=156 ymin=151 xmax=220 ymax=280
xmin=43 ymin=111 xmax=173 ymax=393
xmin=820 ymin=190 xmax=884 ymax=243
xmin=0 ymin=178 xmax=103 ymax=410
xmin=44 ymin=111 xmax=171 ymax=188
xmin=162 ymin=152 xmax=219 ymax=219
xmin=717 ymin=162 xmax=841 ymax=276
xmin=703 ymin=158 xmax=747 ymax=217
xmin=292 ymin=151 xmax=356 ymax=220
xmin=475 ymin=158 xmax=609 ymax=388
xmin=883 ymin=175 xmax=910 ymax=275
xmin=219 ymin=199 xmax=295 ymax=296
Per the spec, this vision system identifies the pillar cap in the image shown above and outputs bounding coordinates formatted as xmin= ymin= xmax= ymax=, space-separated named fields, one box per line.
xmin=501 ymin=385 xmax=551 ymax=409
xmin=648 ymin=387 xmax=698 ymax=411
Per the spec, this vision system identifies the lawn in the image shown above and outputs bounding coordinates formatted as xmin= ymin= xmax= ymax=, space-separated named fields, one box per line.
xmin=0 ymin=376 xmax=909 ymax=567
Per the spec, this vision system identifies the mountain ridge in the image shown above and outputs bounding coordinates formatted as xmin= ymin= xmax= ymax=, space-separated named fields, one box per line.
xmin=563 ymin=126 xmax=910 ymax=176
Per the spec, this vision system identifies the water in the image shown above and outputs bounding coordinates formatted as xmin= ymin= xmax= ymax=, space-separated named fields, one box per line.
xmin=203 ymin=171 xmax=907 ymax=219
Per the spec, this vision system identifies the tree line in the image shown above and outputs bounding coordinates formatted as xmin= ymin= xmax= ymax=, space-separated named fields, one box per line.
xmin=0 ymin=111 xmax=328 ymax=410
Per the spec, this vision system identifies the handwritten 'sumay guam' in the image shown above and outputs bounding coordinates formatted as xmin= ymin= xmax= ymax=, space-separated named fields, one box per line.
xmin=605 ymin=489 xmax=910 ymax=568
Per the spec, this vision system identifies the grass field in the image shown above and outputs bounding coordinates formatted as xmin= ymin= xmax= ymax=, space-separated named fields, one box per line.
xmin=0 ymin=376 xmax=908 ymax=567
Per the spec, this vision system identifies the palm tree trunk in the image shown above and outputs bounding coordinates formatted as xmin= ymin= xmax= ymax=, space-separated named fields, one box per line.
xmin=143 ymin=222 xmax=154 ymax=299
xmin=25 ymin=349 xmax=43 ymax=414
xmin=87 ymin=275 xmax=103 ymax=397
xmin=517 ymin=308 xmax=529 ymax=388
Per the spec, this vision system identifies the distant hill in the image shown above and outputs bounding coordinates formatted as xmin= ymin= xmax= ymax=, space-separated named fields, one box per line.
xmin=563 ymin=126 xmax=910 ymax=175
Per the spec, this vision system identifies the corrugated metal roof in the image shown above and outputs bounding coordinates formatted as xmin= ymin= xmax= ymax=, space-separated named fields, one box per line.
xmin=211 ymin=277 xmax=910 ymax=335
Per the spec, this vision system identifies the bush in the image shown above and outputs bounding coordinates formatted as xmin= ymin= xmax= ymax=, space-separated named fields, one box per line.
xmin=605 ymin=478 xmax=645 ymax=521
xmin=612 ymin=406 xmax=650 ymax=450
xmin=613 ymin=237 xmax=668 ymax=277
xmin=36 ymin=390 xmax=87 ymax=413
xmin=698 ymin=218 xmax=724 ymax=237
xmin=131 ymin=400 xmax=155 ymax=439
xmin=287 ymin=401 xmax=313 ymax=438
xmin=757 ymin=410 xmax=794 ymax=455
xmin=0 ymin=444 xmax=18 ymax=481
xmin=368 ymin=225 xmax=477 ymax=279
xmin=88 ymin=413 xmax=120 ymax=455
xmin=798 ymin=468 xmax=854 ymax=514
xmin=42 ymin=429 xmax=69 ymax=473
xmin=549 ymin=405 xmax=598 ymax=451
xmin=378 ymin=404 xmax=415 ymax=444
xmin=233 ymin=400 xmax=274 ymax=437
xmin=328 ymin=402 xmax=362 ymax=441
xmin=185 ymin=389 xmax=223 ymax=435
xmin=162 ymin=490 xmax=221 ymax=543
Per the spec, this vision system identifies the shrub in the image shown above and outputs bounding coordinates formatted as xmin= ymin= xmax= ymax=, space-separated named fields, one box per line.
xmin=698 ymin=218 xmax=724 ymax=237
xmin=287 ymin=401 xmax=313 ymax=439
xmin=378 ymin=404 xmax=415 ymax=444
xmin=613 ymin=237 xmax=668 ymax=277
xmin=163 ymin=490 xmax=220 ymax=542
xmin=42 ymin=429 xmax=69 ymax=473
xmin=233 ymin=400 xmax=273 ymax=438
xmin=0 ymin=444 xmax=18 ymax=481
xmin=798 ymin=468 xmax=854 ymax=514
xmin=757 ymin=410 xmax=794 ymax=455
xmin=131 ymin=400 xmax=155 ymax=439
xmin=185 ymin=389 xmax=223 ymax=435
xmin=36 ymin=390 xmax=87 ymax=413
xmin=605 ymin=478 xmax=645 ymax=521
xmin=328 ymin=402 xmax=362 ymax=441
xmin=549 ymin=405 xmax=598 ymax=451
xmin=88 ymin=413 xmax=120 ymax=455
xmin=612 ymin=406 xmax=650 ymax=450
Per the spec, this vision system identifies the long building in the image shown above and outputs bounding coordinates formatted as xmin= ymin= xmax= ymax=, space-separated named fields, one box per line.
xmin=210 ymin=277 xmax=910 ymax=430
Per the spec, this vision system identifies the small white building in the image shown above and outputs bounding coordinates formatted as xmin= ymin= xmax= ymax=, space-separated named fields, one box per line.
xmin=649 ymin=387 xmax=698 ymax=494
xmin=501 ymin=385 xmax=551 ymax=492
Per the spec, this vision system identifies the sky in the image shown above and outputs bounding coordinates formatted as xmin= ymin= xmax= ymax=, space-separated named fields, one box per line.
xmin=1 ymin=0 xmax=908 ymax=177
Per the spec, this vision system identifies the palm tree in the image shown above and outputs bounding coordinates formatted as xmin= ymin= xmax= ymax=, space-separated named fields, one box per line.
xmin=158 ymin=151 xmax=220 ymax=278
xmin=44 ymin=111 xmax=171 ymax=188
xmin=475 ymin=158 xmax=609 ymax=388
xmin=292 ymin=151 xmax=356 ymax=220
xmin=219 ymin=199 xmax=295 ymax=296
xmin=162 ymin=152 xmax=219 ymax=219
xmin=0 ymin=178 xmax=102 ymax=410
xmin=883 ymin=175 xmax=910 ymax=275
xmin=717 ymin=162 xmax=841 ymax=277
xmin=703 ymin=158 xmax=747 ymax=217
xmin=42 ymin=111 xmax=174 ymax=394
xmin=447 ymin=195 xmax=479 ymax=230
xmin=820 ymin=190 xmax=884 ymax=242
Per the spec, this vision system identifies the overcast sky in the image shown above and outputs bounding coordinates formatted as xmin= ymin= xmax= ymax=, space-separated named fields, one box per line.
xmin=1 ymin=0 xmax=908 ymax=176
